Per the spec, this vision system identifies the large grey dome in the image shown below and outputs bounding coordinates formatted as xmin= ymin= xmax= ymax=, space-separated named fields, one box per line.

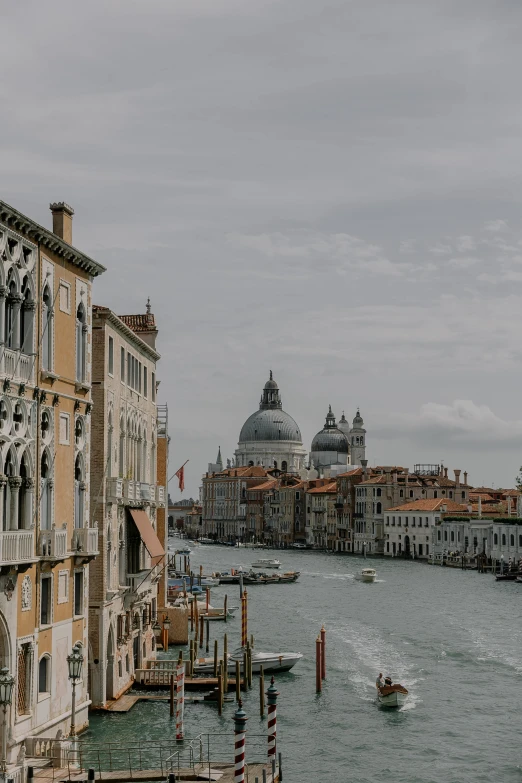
xmin=239 ymin=408 xmax=302 ymax=443
xmin=311 ymin=406 xmax=349 ymax=453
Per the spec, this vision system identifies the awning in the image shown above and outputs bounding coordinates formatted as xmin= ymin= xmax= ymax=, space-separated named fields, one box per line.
xmin=128 ymin=509 xmax=165 ymax=567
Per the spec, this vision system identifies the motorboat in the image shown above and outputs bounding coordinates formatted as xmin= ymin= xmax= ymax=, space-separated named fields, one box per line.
xmin=291 ymin=543 xmax=307 ymax=549
xmin=357 ymin=568 xmax=377 ymax=583
xmin=278 ymin=571 xmax=300 ymax=583
xmin=377 ymin=683 xmax=408 ymax=708
xmin=251 ymin=558 xmax=281 ymax=569
xmin=176 ymin=547 xmax=192 ymax=556
xmin=194 ymin=647 xmax=303 ymax=675
xmin=495 ymin=572 xmax=520 ymax=581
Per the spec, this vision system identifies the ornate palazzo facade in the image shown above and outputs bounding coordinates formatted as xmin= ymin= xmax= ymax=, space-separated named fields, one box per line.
xmin=0 ymin=201 xmax=104 ymax=776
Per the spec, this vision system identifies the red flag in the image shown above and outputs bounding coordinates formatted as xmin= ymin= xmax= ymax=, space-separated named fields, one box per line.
xmin=175 ymin=465 xmax=185 ymax=492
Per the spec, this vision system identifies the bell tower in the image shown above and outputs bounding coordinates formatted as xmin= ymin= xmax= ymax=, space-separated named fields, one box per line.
xmin=349 ymin=409 xmax=366 ymax=465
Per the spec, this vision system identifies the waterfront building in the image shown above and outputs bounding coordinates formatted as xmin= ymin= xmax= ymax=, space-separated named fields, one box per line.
xmin=384 ymin=498 xmax=468 ymax=558
xmin=234 ymin=372 xmax=307 ymax=472
xmin=88 ymin=304 xmax=166 ymax=707
xmin=262 ymin=475 xmax=303 ymax=547
xmin=358 ymin=465 xmax=471 ymax=556
xmin=305 ymin=481 xmax=337 ymax=548
xmin=168 ymin=497 xmax=201 ymax=535
xmin=201 ymin=466 xmax=269 ymax=541
xmin=246 ymin=477 xmax=277 ymax=542
xmin=0 ymin=200 xmax=104 ymax=770
xmin=334 ymin=467 xmax=365 ymax=552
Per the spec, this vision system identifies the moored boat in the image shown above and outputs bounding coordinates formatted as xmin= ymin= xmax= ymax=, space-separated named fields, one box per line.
xmin=378 ymin=683 xmax=408 ymax=708
xmin=251 ymin=558 xmax=281 ymax=569
xmin=194 ymin=647 xmax=303 ymax=675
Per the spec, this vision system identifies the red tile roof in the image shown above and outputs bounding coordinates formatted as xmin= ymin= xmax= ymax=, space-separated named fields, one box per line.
xmin=388 ymin=499 xmax=468 ymax=513
xmin=119 ymin=313 xmax=157 ymax=332
xmin=307 ymin=482 xmax=337 ymax=494
xmin=247 ymin=479 xmax=278 ymax=492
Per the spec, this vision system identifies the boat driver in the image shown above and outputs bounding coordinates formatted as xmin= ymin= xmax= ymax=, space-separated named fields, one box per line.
xmin=376 ymin=673 xmax=384 ymax=689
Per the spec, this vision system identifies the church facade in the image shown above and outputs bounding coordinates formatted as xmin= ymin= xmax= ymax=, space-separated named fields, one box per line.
xmin=234 ymin=372 xmax=307 ymax=472
xmin=310 ymin=407 xmax=367 ymax=470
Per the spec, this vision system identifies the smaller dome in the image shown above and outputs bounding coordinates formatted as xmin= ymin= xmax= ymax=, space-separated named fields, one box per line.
xmin=352 ymin=408 xmax=364 ymax=428
xmin=311 ymin=407 xmax=349 ymax=454
xmin=338 ymin=412 xmax=351 ymax=436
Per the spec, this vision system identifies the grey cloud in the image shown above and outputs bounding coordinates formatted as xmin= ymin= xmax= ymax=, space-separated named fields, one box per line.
xmin=2 ymin=0 xmax=522 ymax=492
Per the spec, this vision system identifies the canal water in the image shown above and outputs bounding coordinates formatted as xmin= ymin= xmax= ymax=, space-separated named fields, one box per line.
xmin=86 ymin=548 xmax=522 ymax=782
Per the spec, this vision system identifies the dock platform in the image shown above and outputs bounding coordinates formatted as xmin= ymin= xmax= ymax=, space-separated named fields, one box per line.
xmin=36 ymin=763 xmax=278 ymax=782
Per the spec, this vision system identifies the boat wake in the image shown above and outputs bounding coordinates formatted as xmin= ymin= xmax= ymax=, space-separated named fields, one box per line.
xmin=331 ymin=623 xmax=422 ymax=710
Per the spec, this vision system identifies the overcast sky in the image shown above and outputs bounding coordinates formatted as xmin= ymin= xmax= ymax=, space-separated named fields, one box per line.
xmin=3 ymin=0 xmax=522 ymax=496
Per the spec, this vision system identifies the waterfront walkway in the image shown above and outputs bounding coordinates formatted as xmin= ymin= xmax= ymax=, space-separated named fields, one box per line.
xmin=35 ymin=763 xmax=277 ymax=782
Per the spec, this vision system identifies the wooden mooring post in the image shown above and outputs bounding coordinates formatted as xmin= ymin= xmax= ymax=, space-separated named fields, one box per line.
xmin=235 ymin=660 xmax=241 ymax=702
xmin=320 ymin=626 xmax=326 ymax=680
xmin=213 ymin=639 xmax=218 ymax=677
xmin=217 ymin=663 xmax=223 ymax=716
xmin=206 ymin=618 xmax=210 ymax=654
xmin=223 ymin=633 xmax=228 ymax=692
xmin=224 ymin=593 xmax=228 ymax=623
xmin=316 ymin=635 xmax=322 ymax=693
xmin=199 ymin=615 xmax=204 ymax=649
xmin=259 ymin=664 xmax=265 ymax=718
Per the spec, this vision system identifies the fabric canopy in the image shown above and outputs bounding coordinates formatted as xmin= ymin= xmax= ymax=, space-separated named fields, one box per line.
xmin=128 ymin=508 xmax=165 ymax=567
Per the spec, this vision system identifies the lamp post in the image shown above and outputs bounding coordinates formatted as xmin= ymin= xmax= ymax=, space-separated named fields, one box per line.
xmin=67 ymin=644 xmax=83 ymax=748
xmin=0 ymin=667 xmax=15 ymax=782
xmin=162 ymin=616 xmax=171 ymax=652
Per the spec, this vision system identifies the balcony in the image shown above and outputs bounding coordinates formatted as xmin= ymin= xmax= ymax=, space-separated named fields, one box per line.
xmin=107 ymin=477 xmax=123 ymax=501
xmin=72 ymin=526 xmax=99 ymax=559
xmin=123 ymin=480 xmax=136 ymax=500
xmin=313 ymin=506 xmax=326 ymax=514
xmin=39 ymin=526 xmax=68 ymax=560
xmin=0 ymin=530 xmax=35 ymax=568
xmin=0 ymin=347 xmax=34 ymax=385
xmin=139 ymin=482 xmax=152 ymax=501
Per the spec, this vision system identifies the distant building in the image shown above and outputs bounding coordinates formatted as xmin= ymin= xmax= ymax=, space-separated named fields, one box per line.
xmin=201 ymin=466 xmax=270 ymax=541
xmin=234 ymin=372 xmax=307 ymax=472
xmin=310 ymin=407 xmax=367 ymax=470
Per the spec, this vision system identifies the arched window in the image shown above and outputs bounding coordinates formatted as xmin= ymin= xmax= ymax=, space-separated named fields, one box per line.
xmin=433 ymin=491 xmax=438 ymax=499
xmin=409 ymin=490 xmax=414 ymax=498
xmin=4 ymin=271 xmax=19 ymax=350
xmin=118 ymin=525 xmax=126 ymax=586
xmin=107 ymin=413 xmax=113 ymax=477
xmin=510 ymin=534 xmax=514 ymax=546
xmin=76 ymin=302 xmax=87 ymax=382
xmin=450 ymin=531 xmax=455 ymax=542
xmin=119 ymin=416 xmax=125 ymax=478
xmin=376 ymin=488 xmax=381 ymax=497
xmin=376 ymin=502 xmax=382 ymax=514
xmin=273 ymin=461 xmax=278 ymax=469
xmin=502 ymin=534 xmax=506 ymax=546
xmin=42 ymin=284 xmax=53 ymax=370
xmin=281 ymin=461 xmax=288 ymax=472
xmin=74 ymin=455 xmax=85 ymax=529
xmin=494 ymin=533 xmax=498 ymax=545
xmin=40 ymin=450 xmax=52 ymax=530
xmin=142 ymin=430 xmax=147 ymax=483
xmin=38 ymin=655 xmax=51 ymax=694
xmin=20 ymin=276 xmax=34 ymax=354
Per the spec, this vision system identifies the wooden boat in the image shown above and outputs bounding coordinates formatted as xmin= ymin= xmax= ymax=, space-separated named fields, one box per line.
xmin=378 ymin=683 xmax=408 ymax=708
xmin=495 ymin=572 xmax=520 ymax=581
xmin=278 ymin=571 xmax=300 ymax=583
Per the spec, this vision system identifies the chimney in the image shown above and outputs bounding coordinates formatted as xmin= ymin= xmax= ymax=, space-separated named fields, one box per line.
xmin=360 ymin=459 xmax=368 ymax=475
xmin=444 ymin=467 xmax=448 ymax=479
xmin=463 ymin=471 xmax=468 ymax=485
xmin=454 ymin=469 xmax=461 ymax=488
xmin=404 ymin=468 xmax=409 ymax=487
xmin=50 ymin=202 xmax=74 ymax=244
xmin=478 ymin=495 xmax=482 ymax=518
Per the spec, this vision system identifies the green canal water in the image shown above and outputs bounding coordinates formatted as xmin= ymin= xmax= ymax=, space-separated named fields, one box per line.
xmin=86 ymin=548 xmax=522 ymax=782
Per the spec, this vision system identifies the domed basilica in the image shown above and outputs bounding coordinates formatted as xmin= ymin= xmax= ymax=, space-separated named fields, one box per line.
xmin=234 ymin=372 xmax=307 ymax=471
xmin=310 ymin=406 xmax=366 ymax=470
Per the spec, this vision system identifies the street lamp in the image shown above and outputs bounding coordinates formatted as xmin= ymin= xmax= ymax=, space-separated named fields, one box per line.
xmin=153 ymin=622 xmax=162 ymax=639
xmin=67 ymin=644 xmax=83 ymax=743
xmin=0 ymin=667 xmax=15 ymax=781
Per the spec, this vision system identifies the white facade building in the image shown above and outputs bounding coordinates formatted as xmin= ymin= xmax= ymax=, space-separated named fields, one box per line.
xmin=234 ymin=372 xmax=307 ymax=472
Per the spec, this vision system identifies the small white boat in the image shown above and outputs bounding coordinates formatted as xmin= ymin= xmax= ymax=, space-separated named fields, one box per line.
xmin=357 ymin=568 xmax=377 ymax=583
xmin=194 ymin=647 xmax=303 ymax=675
xmin=378 ymin=684 xmax=408 ymax=708
xmin=251 ymin=558 xmax=281 ymax=569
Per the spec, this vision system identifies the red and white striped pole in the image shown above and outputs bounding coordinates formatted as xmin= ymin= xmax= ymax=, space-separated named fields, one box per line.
xmin=266 ymin=676 xmax=279 ymax=762
xmin=233 ymin=700 xmax=248 ymax=783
